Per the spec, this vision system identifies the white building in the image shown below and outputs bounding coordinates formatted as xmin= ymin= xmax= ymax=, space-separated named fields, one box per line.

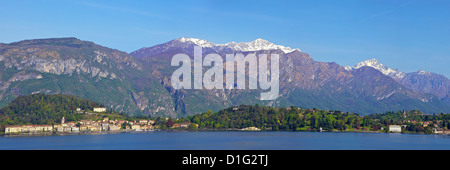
xmin=93 ymin=107 xmax=107 ymax=112
xmin=389 ymin=125 xmax=402 ymax=133
xmin=71 ymin=127 xmax=80 ymax=132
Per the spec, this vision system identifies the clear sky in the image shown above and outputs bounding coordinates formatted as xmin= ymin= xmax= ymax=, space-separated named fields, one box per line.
xmin=1 ymin=0 xmax=449 ymax=77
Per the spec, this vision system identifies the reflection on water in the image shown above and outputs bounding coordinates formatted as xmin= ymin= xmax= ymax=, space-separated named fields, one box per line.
xmin=1 ymin=131 xmax=449 ymax=150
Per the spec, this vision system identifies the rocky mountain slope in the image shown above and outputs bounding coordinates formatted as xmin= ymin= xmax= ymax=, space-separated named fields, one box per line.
xmin=1 ymin=37 xmax=449 ymax=117
xmin=348 ymin=59 xmax=450 ymax=104
xmin=0 ymin=38 xmax=172 ymax=116
xmin=131 ymin=38 xmax=450 ymax=116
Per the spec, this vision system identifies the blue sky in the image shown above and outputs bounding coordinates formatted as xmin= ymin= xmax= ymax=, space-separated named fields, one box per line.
xmin=1 ymin=0 xmax=449 ymax=77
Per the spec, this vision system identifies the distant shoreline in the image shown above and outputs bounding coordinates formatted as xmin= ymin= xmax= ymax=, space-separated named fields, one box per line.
xmin=2 ymin=128 xmax=446 ymax=137
xmin=2 ymin=130 xmax=158 ymax=137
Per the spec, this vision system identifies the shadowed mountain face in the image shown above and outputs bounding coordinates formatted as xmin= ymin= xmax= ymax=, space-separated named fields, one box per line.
xmin=400 ymin=71 xmax=450 ymax=100
xmin=0 ymin=37 xmax=449 ymax=117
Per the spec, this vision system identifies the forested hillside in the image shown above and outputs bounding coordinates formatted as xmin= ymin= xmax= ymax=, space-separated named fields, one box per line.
xmin=0 ymin=94 xmax=107 ymax=126
xmin=183 ymin=105 xmax=450 ymax=134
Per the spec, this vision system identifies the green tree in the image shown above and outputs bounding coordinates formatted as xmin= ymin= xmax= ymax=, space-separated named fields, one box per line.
xmin=166 ymin=119 xmax=175 ymax=128
xmin=189 ymin=123 xmax=198 ymax=130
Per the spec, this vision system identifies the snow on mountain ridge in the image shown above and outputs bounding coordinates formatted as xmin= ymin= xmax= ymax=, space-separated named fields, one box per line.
xmin=177 ymin=37 xmax=215 ymax=48
xmin=175 ymin=37 xmax=299 ymax=53
xmin=348 ymin=59 xmax=406 ymax=80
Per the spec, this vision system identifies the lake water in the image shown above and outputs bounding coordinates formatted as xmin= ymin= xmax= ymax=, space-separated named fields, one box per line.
xmin=1 ymin=131 xmax=449 ymax=150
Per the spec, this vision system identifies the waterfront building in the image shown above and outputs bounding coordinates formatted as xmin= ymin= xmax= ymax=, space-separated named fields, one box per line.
xmin=80 ymin=125 xmax=89 ymax=131
xmin=71 ymin=127 xmax=80 ymax=132
xmin=139 ymin=120 xmax=148 ymax=125
xmin=241 ymin=127 xmax=261 ymax=131
xmin=109 ymin=125 xmax=120 ymax=131
xmin=63 ymin=126 xmax=72 ymax=132
xmin=101 ymin=123 xmax=110 ymax=131
xmin=180 ymin=123 xmax=191 ymax=128
xmin=172 ymin=124 xmax=180 ymax=128
xmin=389 ymin=125 xmax=402 ymax=133
xmin=131 ymin=124 xmax=141 ymax=130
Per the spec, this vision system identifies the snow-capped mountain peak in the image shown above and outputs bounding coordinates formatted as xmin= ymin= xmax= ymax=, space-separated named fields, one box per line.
xmin=176 ymin=37 xmax=215 ymax=48
xmin=220 ymin=38 xmax=298 ymax=53
xmin=348 ymin=58 xmax=406 ymax=80
xmin=354 ymin=58 xmax=382 ymax=68
xmin=417 ymin=69 xmax=429 ymax=75
xmin=175 ymin=37 xmax=299 ymax=53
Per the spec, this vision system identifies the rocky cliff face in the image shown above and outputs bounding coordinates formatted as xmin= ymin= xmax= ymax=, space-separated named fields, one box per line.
xmin=0 ymin=38 xmax=140 ymax=78
xmin=1 ymin=37 xmax=449 ymax=117
xmin=0 ymin=38 xmax=160 ymax=116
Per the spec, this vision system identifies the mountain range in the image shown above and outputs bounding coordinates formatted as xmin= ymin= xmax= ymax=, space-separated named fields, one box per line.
xmin=346 ymin=58 xmax=450 ymax=102
xmin=0 ymin=37 xmax=449 ymax=117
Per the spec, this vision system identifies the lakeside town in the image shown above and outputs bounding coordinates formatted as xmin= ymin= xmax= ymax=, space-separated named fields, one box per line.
xmin=4 ymin=106 xmax=450 ymax=136
xmin=3 ymin=107 xmax=157 ymax=135
xmin=2 ymin=107 xmax=203 ymax=135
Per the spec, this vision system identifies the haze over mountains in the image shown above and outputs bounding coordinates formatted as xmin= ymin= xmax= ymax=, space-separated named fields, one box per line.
xmin=0 ymin=37 xmax=449 ymax=117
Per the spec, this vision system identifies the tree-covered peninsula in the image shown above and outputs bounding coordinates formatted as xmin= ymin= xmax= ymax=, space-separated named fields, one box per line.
xmin=180 ymin=105 xmax=450 ymax=134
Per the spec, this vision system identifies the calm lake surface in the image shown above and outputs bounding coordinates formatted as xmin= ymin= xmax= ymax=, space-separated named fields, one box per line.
xmin=1 ymin=131 xmax=449 ymax=150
